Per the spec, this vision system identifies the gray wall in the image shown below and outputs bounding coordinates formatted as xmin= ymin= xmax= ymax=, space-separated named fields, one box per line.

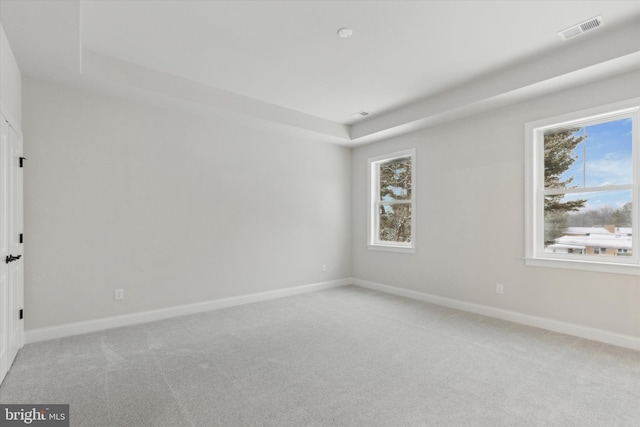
xmin=351 ymin=70 xmax=640 ymax=339
xmin=0 ymin=23 xmax=21 ymax=127
xmin=21 ymin=67 xmax=640 ymax=340
xmin=23 ymin=77 xmax=351 ymax=330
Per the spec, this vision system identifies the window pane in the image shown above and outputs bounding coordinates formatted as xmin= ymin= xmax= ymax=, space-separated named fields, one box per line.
xmin=544 ymin=118 xmax=632 ymax=190
xmin=379 ymin=203 xmax=412 ymax=243
xmin=379 ymin=157 xmax=411 ymax=201
xmin=544 ymin=190 xmax=632 ymax=256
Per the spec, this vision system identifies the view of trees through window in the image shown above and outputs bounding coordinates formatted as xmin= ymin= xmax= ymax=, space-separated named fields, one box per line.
xmin=543 ymin=117 xmax=633 ymax=254
xmin=378 ymin=157 xmax=412 ymax=243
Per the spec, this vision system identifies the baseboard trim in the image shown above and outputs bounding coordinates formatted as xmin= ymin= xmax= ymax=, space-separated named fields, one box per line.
xmin=25 ymin=278 xmax=351 ymax=343
xmin=26 ymin=277 xmax=640 ymax=351
xmin=352 ymin=278 xmax=640 ymax=352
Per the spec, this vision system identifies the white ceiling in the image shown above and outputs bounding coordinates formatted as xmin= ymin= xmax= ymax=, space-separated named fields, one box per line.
xmin=1 ymin=0 xmax=640 ymax=145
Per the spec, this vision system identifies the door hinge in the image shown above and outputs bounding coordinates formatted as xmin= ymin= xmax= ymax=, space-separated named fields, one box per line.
xmin=19 ymin=157 xmax=26 ymax=168
xmin=19 ymin=309 xmax=23 ymax=320
xmin=19 ymin=233 xmax=23 ymax=244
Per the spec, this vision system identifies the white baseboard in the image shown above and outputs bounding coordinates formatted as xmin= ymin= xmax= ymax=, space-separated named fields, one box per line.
xmin=25 ymin=277 xmax=640 ymax=352
xmin=25 ymin=278 xmax=351 ymax=343
xmin=352 ymin=278 xmax=640 ymax=352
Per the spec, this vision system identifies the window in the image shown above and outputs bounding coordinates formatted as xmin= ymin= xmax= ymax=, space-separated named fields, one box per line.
xmin=525 ymin=99 xmax=640 ymax=274
xmin=368 ymin=149 xmax=416 ymax=252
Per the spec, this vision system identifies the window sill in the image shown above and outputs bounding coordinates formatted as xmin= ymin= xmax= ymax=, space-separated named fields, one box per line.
xmin=524 ymin=257 xmax=640 ymax=276
xmin=368 ymin=244 xmax=415 ymax=254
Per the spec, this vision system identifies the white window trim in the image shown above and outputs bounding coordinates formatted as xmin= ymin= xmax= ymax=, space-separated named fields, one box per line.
xmin=524 ymin=98 xmax=640 ymax=275
xmin=368 ymin=148 xmax=416 ymax=253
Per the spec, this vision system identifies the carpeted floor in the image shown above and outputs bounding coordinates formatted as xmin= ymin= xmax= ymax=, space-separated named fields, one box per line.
xmin=1 ymin=285 xmax=639 ymax=426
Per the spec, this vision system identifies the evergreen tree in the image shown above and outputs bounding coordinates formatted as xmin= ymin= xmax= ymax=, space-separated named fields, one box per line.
xmin=543 ymin=129 xmax=588 ymax=243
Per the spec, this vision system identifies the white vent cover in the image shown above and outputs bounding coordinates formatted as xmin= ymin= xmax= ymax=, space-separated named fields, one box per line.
xmin=558 ymin=16 xmax=604 ymax=40
xmin=351 ymin=111 xmax=369 ymax=118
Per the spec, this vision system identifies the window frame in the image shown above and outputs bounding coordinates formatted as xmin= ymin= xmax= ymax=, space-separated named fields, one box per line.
xmin=524 ymin=98 xmax=640 ymax=275
xmin=368 ymin=148 xmax=416 ymax=253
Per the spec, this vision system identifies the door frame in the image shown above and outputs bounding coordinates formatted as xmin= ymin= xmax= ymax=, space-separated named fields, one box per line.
xmin=0 ymin=108 xmax=24 ymax=385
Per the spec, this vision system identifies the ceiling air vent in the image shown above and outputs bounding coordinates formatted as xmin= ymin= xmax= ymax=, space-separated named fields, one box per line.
xmin=351 ymin=111 xmax=369 ymax=119
xmin=558 ymin=16 xmax=604 ymax=41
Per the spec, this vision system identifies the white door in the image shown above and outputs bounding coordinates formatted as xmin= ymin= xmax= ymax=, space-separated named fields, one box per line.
xmin=0 ymin=115 xmax=8 ymax=383
xmin=0 ymin=113 xmax=24 ymax=385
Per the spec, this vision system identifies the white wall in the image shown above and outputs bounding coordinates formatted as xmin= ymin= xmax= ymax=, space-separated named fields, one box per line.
xmin=20 ymin=59 xmax=640 ymax=342
xmin=352 ymin=69 xmax=640 ymax=339
xmin=0 ymin=23 xmax=21 ymax=128
xmin=23 ymin=77 xmax=351 ymax=331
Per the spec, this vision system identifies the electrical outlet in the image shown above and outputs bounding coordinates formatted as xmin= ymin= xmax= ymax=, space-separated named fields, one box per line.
xmin=496 ymin=284 xmax=504 ymax=295
xmin=115 ymin=288 xmax=124 ymax=300
xmin=322 ymin=264 xmax=327 ymax=272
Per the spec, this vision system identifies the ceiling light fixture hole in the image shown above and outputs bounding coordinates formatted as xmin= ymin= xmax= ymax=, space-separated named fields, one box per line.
xmin=337 ymin=27 xmax=354 ymax=39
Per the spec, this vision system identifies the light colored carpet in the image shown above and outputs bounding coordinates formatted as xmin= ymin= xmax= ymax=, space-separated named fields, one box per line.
xmin=1 ymin=285 xmax=639 ymax=426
